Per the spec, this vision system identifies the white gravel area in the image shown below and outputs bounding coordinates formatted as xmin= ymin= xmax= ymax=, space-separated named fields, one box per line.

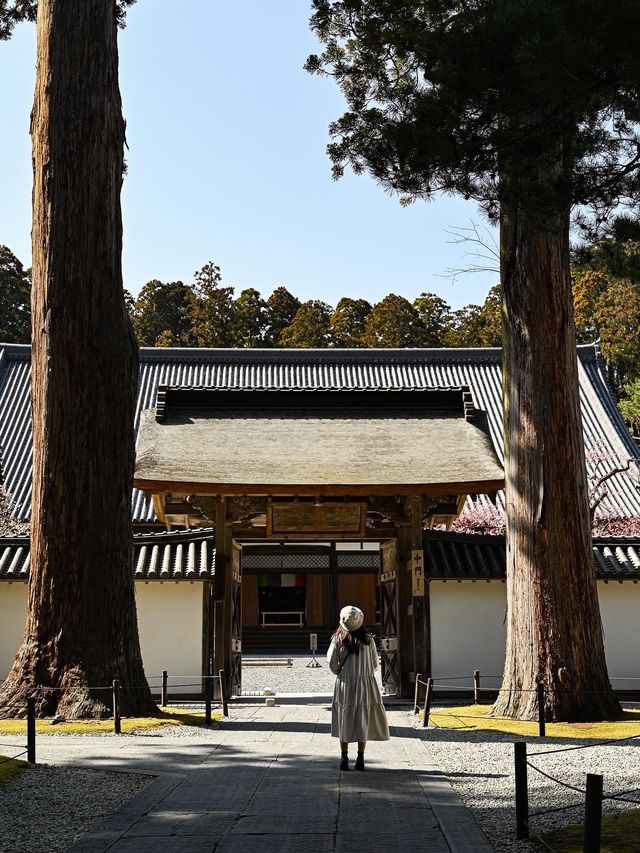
xmin=241 ymin=652 xmax=382 ymax=694
xmin=0 ymin=764 xmax=150 ymax=853
xmin=415 ymin=711 xmax=640 ymax=852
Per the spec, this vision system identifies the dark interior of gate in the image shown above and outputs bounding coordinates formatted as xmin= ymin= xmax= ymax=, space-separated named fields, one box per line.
xmin=134 ymin=385 xmax=504 ymax=698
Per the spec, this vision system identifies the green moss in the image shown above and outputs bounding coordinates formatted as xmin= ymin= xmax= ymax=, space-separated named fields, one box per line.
xmin=0 ymin=706 xmax=221 ymax=735
xmin=0 ymin=755 xmax=29 ymax=786
xmin=425 ymin=704 xmax=640 ymax=739
xmin=540 ymin=809 xmax=640 ymax=852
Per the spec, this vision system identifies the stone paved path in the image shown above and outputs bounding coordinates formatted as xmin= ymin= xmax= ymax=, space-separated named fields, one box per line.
xmin=48 ymin=704 xmax=493 ymax=852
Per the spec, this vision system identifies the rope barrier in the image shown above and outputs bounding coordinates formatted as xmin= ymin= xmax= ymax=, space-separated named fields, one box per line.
xmin=602 ymin=792 xmax=640 ymax=805
xmin=26 ymin=676 xmax=222 ymax=693
xmin=528 ymin=731 xmax=640 ymax=756
xmin=0 ymin=749 xmax=27 ymax=766
xmin=533 ymin=833 xmax=559 ymax=853
xmin=529 ymin=801 xmax=584 ymax=818
xmin=526 ymin=761 xmax=589 ymax=795
xmin=603 ymin=784 xmax=640 ymax=799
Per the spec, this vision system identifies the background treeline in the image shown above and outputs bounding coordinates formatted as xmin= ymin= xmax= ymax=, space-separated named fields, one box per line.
xmin=2 ymin=215 xmax=640 ymax=428
xmin=127 ymin=265 xmax=502 ymax=350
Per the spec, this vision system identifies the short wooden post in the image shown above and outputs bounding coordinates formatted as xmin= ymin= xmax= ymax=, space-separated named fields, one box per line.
xmin=583 ymin=773 xmax=603 ymax=853
xmin=413 ymin=673 xmax=422 ymax=714
xmin=26 ymin=696 xmax=36 ymax=764
xmin=161 ymin=670 xmax=168 ymax=707
xmin=422 ymin=677 xmax=433 ymax=728
xmin=112 ymin=679 xmax=121 ymax=735
xmin=537 ymin=682 xmax=546 ymax=737
xmin=514 ymin=742 xmax=529 ymax=840
xmin=219 ymin=668 xmax=229 ymax=717
xmin=474 ymin=670 xmax=481 ymax=704
xmin=205 ymin=676 xmax=212 ymax=725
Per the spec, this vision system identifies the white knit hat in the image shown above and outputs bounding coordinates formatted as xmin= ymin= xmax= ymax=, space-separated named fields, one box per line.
xmin=339 ymin=605 xmax=364 ymax=632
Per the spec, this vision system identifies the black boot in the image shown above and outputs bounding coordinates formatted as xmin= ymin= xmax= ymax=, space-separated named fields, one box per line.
xmin=354 ymin=751 xmax=365 ymax=771
xmin=339 ymin=753 xmax=350 ymax=771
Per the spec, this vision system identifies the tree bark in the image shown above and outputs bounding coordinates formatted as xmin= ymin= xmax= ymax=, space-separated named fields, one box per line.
xmin=493 ymin=141 xmax=621 ymax=721
xmin=0 ymin=0 xmax=156 ymax=718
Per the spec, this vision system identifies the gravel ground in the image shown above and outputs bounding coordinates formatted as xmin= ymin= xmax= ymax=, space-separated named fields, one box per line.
xmin=241 ymin=652 xmax=382 ymax=694
xmin=0 ymin=764 xmax=150 ymax=853
xmin=415 ymin=711 xmax=640 ymax=852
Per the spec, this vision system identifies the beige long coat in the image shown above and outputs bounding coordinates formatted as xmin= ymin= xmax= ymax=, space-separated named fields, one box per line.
xmin=327 ymin=637 xmax=390 ymax=742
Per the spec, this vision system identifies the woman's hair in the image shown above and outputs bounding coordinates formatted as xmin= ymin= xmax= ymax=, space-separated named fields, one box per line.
xmin=331 ymin=624 xmax=372 ymax=654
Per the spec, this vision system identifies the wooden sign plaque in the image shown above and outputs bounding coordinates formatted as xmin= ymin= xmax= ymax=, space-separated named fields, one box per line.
xmin=266 ymin=502 xmax=367 ymax=537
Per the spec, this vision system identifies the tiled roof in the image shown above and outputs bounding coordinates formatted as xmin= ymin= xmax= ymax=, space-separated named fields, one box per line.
xmin=4 ymin=528 xmax=636 ymax=581
xmin=0 ymin=537 xmax=29 ymax=579
xmin=1 ymin=343 xmax=639 ymax=522
xmin=423 ymin=531 xmax=640 ymax=581
xmin=0 ymin=528 xmax=215 ymax=581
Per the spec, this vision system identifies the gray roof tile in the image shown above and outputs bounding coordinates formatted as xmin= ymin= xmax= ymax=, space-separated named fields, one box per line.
xmin=423 ymin=531 xmax=640 ymax=581
xmin=0 ymin=528 xmax=215 ymax=581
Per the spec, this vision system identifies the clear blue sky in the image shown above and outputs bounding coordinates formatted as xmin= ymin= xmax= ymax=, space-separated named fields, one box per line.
xmin=0 ymin=1 xmax=498 ymax=309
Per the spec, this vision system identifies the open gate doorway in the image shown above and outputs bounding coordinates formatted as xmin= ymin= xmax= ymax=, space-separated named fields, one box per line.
xmin=223 ymin=538 xmax=403 ymax=698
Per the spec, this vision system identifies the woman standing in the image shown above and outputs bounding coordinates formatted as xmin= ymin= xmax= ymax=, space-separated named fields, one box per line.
xmin=327 ymin=605 xmax=390 ymax=771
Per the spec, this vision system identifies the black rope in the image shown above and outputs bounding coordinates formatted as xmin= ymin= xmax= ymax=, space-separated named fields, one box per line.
xmin=603 ymin=784 xmax=640 ymax=799
xmin=530 ymin=801 xmax=584 ymax=818
xmin=529 ymin=731 xmax=640 ymax=756
xmin=534 ymin=833 xmax=560 ymax=853
xmin=0 ymin=750 xmax=27 ymax=766
xmin=603 ymin=793 xmax=640 ymax=805
xmin=526 ymin=761 xmax=588 ymax=795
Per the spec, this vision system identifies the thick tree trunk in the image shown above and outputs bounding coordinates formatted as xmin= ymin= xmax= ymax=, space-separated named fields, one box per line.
xmin=493 ymin=149 xmax=620 ymax=721
xmin=0 ymin=0 xmax=156 ymax=718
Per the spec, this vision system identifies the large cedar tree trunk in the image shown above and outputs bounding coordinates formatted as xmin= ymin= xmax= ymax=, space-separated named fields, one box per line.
xmin=0 ymin=0 xmax=156 ymax=718
xmin=493 ymin=143 xmax=620 ymax=721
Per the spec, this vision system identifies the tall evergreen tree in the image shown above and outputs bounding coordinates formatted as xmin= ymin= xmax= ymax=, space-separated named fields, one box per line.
xmin=0 ymin=245 xmax=30 ymax=343
xmin=361 ymin=294 xmax=425 ymax=347
xmin=231 ymin=287 xmax=269 ymax=347
xmin=308 ymin=0 xmax=640 ymax=720
xmin=264 ymin=286 xmax=301 ymax=346
xmin=190 ymin=261 xmax=234 ymax=347
xmin=329 ymin=297 xmax=372 ymax=346
xmin=280 ymin=300 xmax=333 ymax=348
xmin=412 ymin=292 xmax=451 ymax=346
xmin=0 ymin=0 xmax=155 ymax=717
xmin=132 ymin=279 xmax=194 ymax=347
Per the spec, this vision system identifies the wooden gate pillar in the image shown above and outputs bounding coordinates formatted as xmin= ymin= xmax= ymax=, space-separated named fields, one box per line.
xmin=396 ymin=497 xmax=429 ymax=696
xmin=213 ymin=498 xmax=233 ymax=697
xmin=396 ymin=520 xmax=414 ymax=696
xmin=409 ymin=496 xmax=430 ymax=679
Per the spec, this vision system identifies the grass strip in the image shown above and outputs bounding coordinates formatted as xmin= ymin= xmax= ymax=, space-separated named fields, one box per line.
xmin=424 ymin=704 xmax=640 ymax=739
xmin=540 ymin=808 xmax=640 ymax=852
xmin=0 ymin=755 xmax=29 ymax=786
xmin=0 ymin=706 xmax=221 ymax=735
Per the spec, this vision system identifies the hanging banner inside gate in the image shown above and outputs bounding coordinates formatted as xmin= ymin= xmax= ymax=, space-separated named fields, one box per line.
xmin=411 ymin=549 xmax=425 ymax=596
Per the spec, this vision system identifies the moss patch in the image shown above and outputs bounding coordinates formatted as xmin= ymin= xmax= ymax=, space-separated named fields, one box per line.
xmin=0 ymin=706 xmax=221 ymax=735
xmin=425 ymin=704 xmax=640 ymax=739
xmin=540 ymin=808 xmax=640 ymax=852
xmin=0 ymin=755 xmax=29 ymax=786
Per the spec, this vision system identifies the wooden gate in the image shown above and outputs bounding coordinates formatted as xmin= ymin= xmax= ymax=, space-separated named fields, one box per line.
xmin=230 ymin=541 xmax=242 ymax=696
xmin=379 ymin=539 xmax=400 ymax=694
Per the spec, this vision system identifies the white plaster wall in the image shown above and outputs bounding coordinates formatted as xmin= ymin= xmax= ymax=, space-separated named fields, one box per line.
xmin=136 ymin=582 xmax=204 ymax=694
xmin=598 ymin=582 xmax=640 ymax=692
xmin=430 ymin=581 xmax=506 ymax=691
xmin=0 ymin=582 xmax=28 ymax=678
xmin=0 ymin=581 xmax=205 ymax=695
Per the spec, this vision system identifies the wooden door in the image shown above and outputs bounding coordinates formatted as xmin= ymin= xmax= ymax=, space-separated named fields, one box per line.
xmin=379 ymin=539 xmax=400 ymax=694
xmin=231 ymin=542 xmax=242 ymax=696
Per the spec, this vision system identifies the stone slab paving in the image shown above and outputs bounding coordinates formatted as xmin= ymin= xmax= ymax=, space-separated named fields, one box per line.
xmin=31 ymin=704 xmax=493 ymax=852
